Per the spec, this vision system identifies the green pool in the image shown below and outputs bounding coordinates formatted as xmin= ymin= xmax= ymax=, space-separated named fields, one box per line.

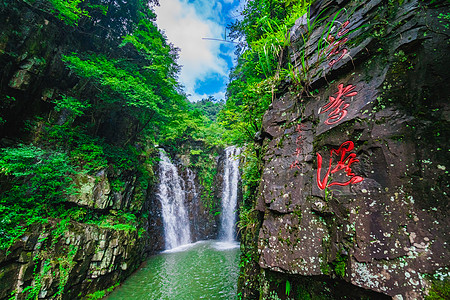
xmin=107 ymin=240 xmax=240 ymax=299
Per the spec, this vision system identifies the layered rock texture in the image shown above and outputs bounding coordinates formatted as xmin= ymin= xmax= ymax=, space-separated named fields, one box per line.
xmin=0 ymin=221 xmax=143 ymax=299
xmin=240 ymin=0 xmax=450 ymax=299
xmin=0 ymin=167 xmax=155 ymax=300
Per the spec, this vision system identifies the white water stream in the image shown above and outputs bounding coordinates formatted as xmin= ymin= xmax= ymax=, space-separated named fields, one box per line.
xmin=157 ymin=149 xmax=191 ymax=250
xmin=219 ymin=146 xmax=241 ymax=242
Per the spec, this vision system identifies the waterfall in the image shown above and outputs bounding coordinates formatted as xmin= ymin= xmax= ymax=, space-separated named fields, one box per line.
xmin=157 ymin=149 xmax=191 ymax=249
xmin=219 ymin=146 xmax=241 ymax=242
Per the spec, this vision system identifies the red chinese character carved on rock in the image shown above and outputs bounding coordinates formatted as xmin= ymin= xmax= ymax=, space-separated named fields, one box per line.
xmin=293 ymin=148 xmax=302 ymax=157
xmin=316 ymin=141 xmax=364 ymax=190
xmin=337 ymin=21 xmax=350 ymax=37
xmin=327 ymin=20 xmax=350 ymax=67
xmin=290 ymin=160 xmax=301 ymax=170
xmin=320 ymin=83 xmax=357 ymax=125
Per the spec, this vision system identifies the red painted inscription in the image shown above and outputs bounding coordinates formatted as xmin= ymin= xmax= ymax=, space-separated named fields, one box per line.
xmin=316 ymin=141 xmax=364 ymax=190
xmin=327 ymin=21 xmax=350 ymax=67
xmin=320 ymin=83 xmax=357 ymax=125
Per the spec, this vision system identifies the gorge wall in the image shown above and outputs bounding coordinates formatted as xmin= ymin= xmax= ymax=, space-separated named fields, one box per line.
xmin=0 ymin=1 xmax=223 ymax=299
xmin=0 ymin=151 xmax=222 ymax=300
xmin=239 ymin=0 xmax=450 ymax=299
xmin=0 ymin=171 xmax=149 ymax=299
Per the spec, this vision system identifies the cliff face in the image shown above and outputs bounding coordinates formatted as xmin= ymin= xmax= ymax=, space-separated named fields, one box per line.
xmin=0 ymin=1 xmax=219 ymax=298
xmin=240 ymin=0 xmax=450 ymax=299
xmin=0 ymin=221 xmax=143 ymax=300
xmin=0 ymin=162 xmax=156 ymax=299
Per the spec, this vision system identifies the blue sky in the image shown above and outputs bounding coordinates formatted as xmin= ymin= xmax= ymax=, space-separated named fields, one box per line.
xmin=154 ymin=0 xmax=243 ymax=102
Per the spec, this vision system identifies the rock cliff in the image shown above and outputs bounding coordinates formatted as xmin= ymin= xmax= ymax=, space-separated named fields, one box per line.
xmin=0 ymin=221 xmax=143 ymax=299
xmin=239 ymin=0 xmax=450 ymax=299
xmin=0 ymin=1 xmax=221 ymax=298
xmin=0 ymin=160 xmax=159 ymax=300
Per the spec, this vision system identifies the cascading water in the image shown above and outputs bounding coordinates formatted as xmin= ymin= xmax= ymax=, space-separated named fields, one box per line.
xmin=219 ymin=146 xmax=241 ymax=242
xmin=108 ymin=149 xmax=241 ymax=300
xmin=157 ymin=149 xmax=191 ymax=249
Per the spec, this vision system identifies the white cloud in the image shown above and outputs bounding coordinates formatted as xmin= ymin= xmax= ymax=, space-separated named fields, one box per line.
xmin=154 ymin=0 xmax=233 ymax=102
xmin=191 ymin=90 xmax=226 ymax=103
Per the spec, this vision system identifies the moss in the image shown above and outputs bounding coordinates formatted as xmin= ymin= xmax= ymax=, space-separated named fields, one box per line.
xmin=293 ymin=208 xmax=302 ymax=222
xmin=320 ymin=260 xmax=331 ymax=275
xmin=426 ymin=279 xmax=450 ymax=300
xmin=332 ymin=253 xmax=348 ymax=278
xmin=297 ymin=288 xmax=312 ymax=300
xmin=84 ymin=282 xmax=120 ymax=300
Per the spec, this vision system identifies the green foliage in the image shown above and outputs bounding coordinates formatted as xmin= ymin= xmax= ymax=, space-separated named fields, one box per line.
xmin=52 ymin=94 xmax=90 ymax=117
xmin=219 ymin=70 xmax=273 ymax=144
xmin=85 ymin=282 xmax=120 ymax=300
xmin=285 ymin=280 xmax=291 ymax=296
xmin=62 ymin=53 xmax=162 ymax=112
xmin=21 ymin=231 xmax=50 ymax=299
xmin=42 ymin=123 xmax=110 ymax=174
xmin=84 ymin=2 xmax=108 ymax=16
xmin=0 ymin=144 xmax=76 ymax=203
xmin=426 ymin=279 xmax=450 ymax=300
xmin=47 ymin=0 xmax=90 ymax=25
xmin=438 ymin=12 xmax=450 ymax=30
xmin=93 ymin=210 xmax=138 ymax=232
xmin=70 ymin=142 xmax=108 ymax=173
xmin=42 ymin=121 xmax=147 ymax=178
xmin=51 ymin=218 xmax=69 ymax=244
xmin=0 ymin=145 xmax=75 ymax=250
xmin=247 ymin=2 xmax=308 ymax=77
xmin=190 ymin=149 xmax=203 ymax=155
xmin=56 ymin=244 xmax=77 ymax=297
xmin=237 ymin=206 xmax=257 ymax=235
xmin=332 ymin=253 xmax=347 ymax=278
xmin=190 ymin=150 xmax=219 ymax=212
xmin=191 ymin=96 xmax=224 ymax=122
xmin=238 ymin=251 xmax=253 ymax=268
xmin=240 ymin=144 xmax=263 ymax=205
xmin=222 ymin=0 xmax=313 ymax=145
xmin=120 ymin=17 xmax=179 ymax=83
xmin=22 ymin=258 xmax=52 ymax=299
xmin=60 ymin=11 xmax=187 ymax=145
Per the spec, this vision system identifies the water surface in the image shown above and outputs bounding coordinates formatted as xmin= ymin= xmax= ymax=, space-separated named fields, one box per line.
xmin=107 ymin=240 xmax=240 ymax=300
